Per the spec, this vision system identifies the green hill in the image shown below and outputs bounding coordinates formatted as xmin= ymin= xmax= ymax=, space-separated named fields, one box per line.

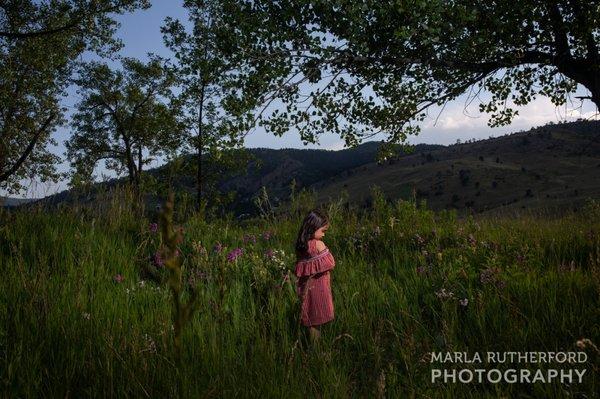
xmin=20 ymin=120 xmax=600 ymax=218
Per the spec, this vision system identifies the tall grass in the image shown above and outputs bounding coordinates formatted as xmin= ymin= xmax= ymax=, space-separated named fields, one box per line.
xmin=1 ymin=185 xmax=599 ymax=398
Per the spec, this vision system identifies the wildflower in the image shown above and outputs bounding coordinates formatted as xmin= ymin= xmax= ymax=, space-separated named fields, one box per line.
xmin=264 ymin=249 xmax=275 ymax=259
xmin=558 ymin=260 xmax=576 ymax=272
xmin=188 ymin=269 xmax=209 ymax=286
xmin=576 ymin=338 xmax=598 ymax=353
xmin=213 ymin=242 xmax=224 ymax=253
xmin=153 ymin=252 xmax=164 ymax=267
xmin=479 ymin=267 xmax=505 ymax=289
xmin=227 ymin=247 xmax=244 ymax=262
xmin=467 ymin=233 xmax=477 ymax=246
xmin=113 ymin=274 xmax=124 ymax=283
xmin=459 ymin=298 xmax=469 ymax=307
xmin=192 ymin=241 xmax=207 ymax=255
xmin=414 ymin=233 xmax=426 ymax=247
xmin=416 ymin=266 xmax=426 ymax=275
xmin=435 ymin=288 xmax=455 ymax=300
xmin=243 ymin=234 xmax=256 ymax=244
xmin=82 ymin=312 xmax=91 ymax=320
xmin=262 ymin=230 xmax=273 ymax=240
xmin=142 ymin=333 xmax=157 ymax=354
xmin=138 ymin=280 xmax=146 ymax=288
xmin=149 ymin=223 xmax=158 ymax=233
xmin=373 ymin=226 xmax=381 ymax=236
xmin=479 ymin=267 xmax=499 ymax=285
xmin=388 ymin=216 xmax=397 ymax=228
xmin=267 ymin=249 xmax=287 ymax=271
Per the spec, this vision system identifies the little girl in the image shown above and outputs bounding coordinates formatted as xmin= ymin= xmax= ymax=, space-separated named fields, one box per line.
xmin=294 ymin=209 xmax=336 ymax=342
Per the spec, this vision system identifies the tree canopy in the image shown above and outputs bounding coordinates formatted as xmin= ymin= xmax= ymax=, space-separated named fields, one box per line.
xmin=66 ymin=56 xmax=184 ymax=189
xmin=0 ymin=0 xmax=149 ymax=194
xmin=162 ymin=0 xmax=257 ymax=212
xmin=216 ymin=0 xmax=599 ymax=158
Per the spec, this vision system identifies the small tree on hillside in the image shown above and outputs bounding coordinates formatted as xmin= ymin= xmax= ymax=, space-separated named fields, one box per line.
xmin=162 ymin=0 xmax=254 ymax=215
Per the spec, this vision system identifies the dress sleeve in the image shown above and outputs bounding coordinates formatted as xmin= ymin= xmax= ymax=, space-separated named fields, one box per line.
xmin=294 ymin=247 xmax=335 ymax=277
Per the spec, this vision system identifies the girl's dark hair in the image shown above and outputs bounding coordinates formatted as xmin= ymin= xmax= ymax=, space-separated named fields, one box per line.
xmin=295 ymin=209 xmax=329 ymax=258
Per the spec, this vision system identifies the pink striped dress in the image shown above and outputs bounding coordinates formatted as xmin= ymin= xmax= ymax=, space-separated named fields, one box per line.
xmin=294 ymin=239 xmax=336 ymax=327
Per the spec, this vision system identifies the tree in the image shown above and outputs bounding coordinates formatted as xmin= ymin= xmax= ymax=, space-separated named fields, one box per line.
xmin=216 ymin=0 xmax=600 ymax=159
xmin=66 ymin=56 xmax=184 ymax=192
xmin=161 ymin=0 xmax=254 ymax=214
xmin=0 ymin=0 xmax=150 ymax=194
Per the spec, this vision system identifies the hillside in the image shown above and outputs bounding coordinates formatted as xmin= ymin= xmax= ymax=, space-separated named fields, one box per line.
xmin=311 ymin=120 xmax=600 ymax=218
xmin=0 ymin=196 xmax=36 ymax=208
xmin=23 ymin=141 xmax=442 ymax=216
xmin=12 ymin=120 xmax=600 ymax=218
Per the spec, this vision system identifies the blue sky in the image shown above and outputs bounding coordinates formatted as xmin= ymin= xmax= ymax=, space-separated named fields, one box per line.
xmin=6 ymin=0 xmax=599 ymax=198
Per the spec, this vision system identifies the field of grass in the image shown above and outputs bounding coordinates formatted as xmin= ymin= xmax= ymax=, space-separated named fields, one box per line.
xmin=1 ymin=186 xmax=599 ymax=398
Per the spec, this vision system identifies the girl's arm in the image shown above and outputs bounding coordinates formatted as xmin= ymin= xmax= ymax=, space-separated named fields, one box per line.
xmin=315 ymin=240 xmax=326 ymax=253
xmin=294 ymin=241 xmax=335 ymax=277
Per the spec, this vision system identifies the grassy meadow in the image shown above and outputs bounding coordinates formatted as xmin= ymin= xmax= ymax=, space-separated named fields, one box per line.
xmin=1 ymin=186 xmax=599 ymax=398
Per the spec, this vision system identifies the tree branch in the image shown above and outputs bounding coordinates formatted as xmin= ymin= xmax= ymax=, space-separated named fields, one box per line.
xmin=0 ymin=113 xmax=56 ymax=183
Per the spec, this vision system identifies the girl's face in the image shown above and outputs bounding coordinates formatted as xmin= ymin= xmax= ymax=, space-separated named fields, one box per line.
xmin=314 ymin=223 xmax=329 ymax=240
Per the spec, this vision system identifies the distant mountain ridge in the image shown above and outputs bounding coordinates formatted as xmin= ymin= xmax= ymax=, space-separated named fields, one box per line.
xmin=0 ymin=196 xmax=36 ymax=208
xmin=8 ymin=120 xmax=600 ymax=217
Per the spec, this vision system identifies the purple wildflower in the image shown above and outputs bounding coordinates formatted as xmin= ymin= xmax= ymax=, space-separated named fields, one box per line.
xmin=149 ymin=223 xmax=158 ymax=233
xmin=416 ymin=266 xmax=426 ymax=275
xmin=262 ymin=231 xmax=273 ymax=240
xmin=227 ymin=247 xmax=244 ymax=262
xmin=113 ymin=274 xmax=124 ymax=283
xmin=213 ymin=242 xmax=224 ymax=253
xmin=188 ymin=269 xmax=209 ymax=286
xmin=459 ymin=298 xmax=469 ymax=307
xmin=479 ymin=267 xmax=505 ymax=289
xmin=153 ymin=252 xmax=164 ymax=267
xmin=264 ymin=249 xmax=275 ymax=259
xmin=243 ymin=234 xmax=256 ymax=244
